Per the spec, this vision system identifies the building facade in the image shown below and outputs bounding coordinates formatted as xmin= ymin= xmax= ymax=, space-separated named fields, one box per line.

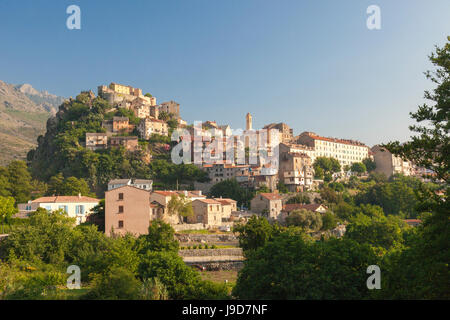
xmin=138 ymin=117 xmax=169 ymax=139
xmin=18 ymin=195 xmax=99 ymax=225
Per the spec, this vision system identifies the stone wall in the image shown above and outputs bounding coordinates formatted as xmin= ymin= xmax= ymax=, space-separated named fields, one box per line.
xmin=180 ymin=248 xmax=244 ymax=271
xmin=172 ymin=223 xmax=205 ymax=232
xmin=175 ymin=233 xmax=239 ymax=246
xmin=179 ymin=248 xmax=242 ymax=258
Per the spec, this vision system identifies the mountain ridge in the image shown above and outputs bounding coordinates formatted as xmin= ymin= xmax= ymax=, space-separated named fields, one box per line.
xmin=0 ymin=80 xmax=66 ymax=165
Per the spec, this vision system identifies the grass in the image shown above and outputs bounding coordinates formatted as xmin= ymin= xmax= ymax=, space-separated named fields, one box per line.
xmin=199 ymin=270 xmax=238 ymax=286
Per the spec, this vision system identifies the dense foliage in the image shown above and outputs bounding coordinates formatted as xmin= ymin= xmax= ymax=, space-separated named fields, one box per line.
xmin=0 ymin=213 xmax=228 ymax=300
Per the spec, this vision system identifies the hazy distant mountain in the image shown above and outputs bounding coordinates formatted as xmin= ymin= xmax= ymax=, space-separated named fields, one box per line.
xmin=0 ymin=80 xmax=66 ymax=165
xmin=14 ymin=83 xmax=65 ymax=114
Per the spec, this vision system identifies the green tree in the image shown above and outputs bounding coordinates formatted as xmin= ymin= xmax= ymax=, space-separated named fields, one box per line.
xmin=378 ymin=38 xmax=450 ymax=299
xmin=82 ymin=266 xmax=143 ymax=300
xmin=276 ymin=181 xmax=289 ymax=193
xmin=321 ymin=211 xmax=337 ymax=230
xmin=7 ymin=161 xmax=32 ymax=204
xmin=286 ymin=193 xmax=311 ymax=204
xmin=313 ymin=157 xmax=341 ymax=179
xmin=209 ymin=179 xmax=254 ymax=208
xmin=285 ymin=209 xmax=322 ymax=232
xmin=233 ymin=233 xmax=378 ymax=299
xmin=167 ymin=194 xmax=193 ymax=223
xmin=0 ymin=196 xmax=17 ymax=226
xmin=233 ymin=216 xmax=277 ymax=253
xmin=351 ymin=162 xmax=367 ymax=175
xmin=345 ymin=213 xmax=406 ymax=250
xmin=363 ymin=158 xmax=376 ymax=172
xmin=256 ymin=184 xmax=270 ymax=193
xmin=136 ymin=220 xmax=179 ymax=254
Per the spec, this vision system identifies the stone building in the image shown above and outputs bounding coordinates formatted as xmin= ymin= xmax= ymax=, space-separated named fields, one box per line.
xmin=250 ymin=192 xmax=283 ymax=220
xmin=278 ymin=151 xmax=313 ymax=192
xmin=188 ymin=199 xmax=224 ymax=227
xmin=263 ymin=122 xmax=294 ymax=143
xmin=371 ymin=145 xmax=413 ymax=178
xmin=98 ymin=82 xmax=156 ymax=107
xmin=85 ymin=133 xmax=108 ymax=150
xmin=109 ymin=136 xmax=139 ymax=151
xmin=158 ymin=100 xmax=180 ymax=119
xmin=138 ymin=117 xmax=169 ymax=139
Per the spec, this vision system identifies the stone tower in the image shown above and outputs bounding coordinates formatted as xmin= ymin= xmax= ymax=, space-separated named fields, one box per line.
xmin=246 ymin=113 xmax=252 ymax=131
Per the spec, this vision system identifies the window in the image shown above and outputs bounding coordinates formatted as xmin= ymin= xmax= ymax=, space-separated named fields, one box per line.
xmin=58 ymin=205 xmax=68 ymax=213
xmin=118 ymin=193 xmax=124 ymax=200
xmin=76 ymin=205 xmax=85 ymax=215
xmin=118 ymin=206 xmax=124 ymax=213
xmin=118 ymin=221 xmax=124 ymax=228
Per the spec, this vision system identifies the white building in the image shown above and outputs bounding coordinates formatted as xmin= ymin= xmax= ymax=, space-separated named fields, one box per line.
xmin=18 ymin=195 xmax=100 ymax=225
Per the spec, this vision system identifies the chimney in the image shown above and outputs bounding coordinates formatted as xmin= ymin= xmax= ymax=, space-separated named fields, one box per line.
xmin=78 ymin=193 xmax=82 ymax=198
xmin=184 ymin=190 xmax=188 ymax=197
xmin=198 ymin=190 xmax=202 ymax=196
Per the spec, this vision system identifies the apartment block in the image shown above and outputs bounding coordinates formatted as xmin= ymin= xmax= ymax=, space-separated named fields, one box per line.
xmin=295 ymin=131 xmax=369 ymax=168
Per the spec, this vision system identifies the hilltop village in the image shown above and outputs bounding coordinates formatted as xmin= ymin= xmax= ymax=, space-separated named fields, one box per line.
xmin=14 ymin=82 xmax=431 ymax=236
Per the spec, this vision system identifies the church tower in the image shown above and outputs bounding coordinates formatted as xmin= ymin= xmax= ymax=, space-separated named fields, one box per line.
xmin=246 ymin=113 xmax=252 ymax=131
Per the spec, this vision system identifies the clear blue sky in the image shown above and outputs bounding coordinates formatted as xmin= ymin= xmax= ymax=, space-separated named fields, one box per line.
xmin=1 ymin=0 xmax=449 ymax=146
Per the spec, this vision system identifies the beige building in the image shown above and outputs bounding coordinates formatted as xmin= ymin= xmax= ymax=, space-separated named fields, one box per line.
xmin=109 ymin=136 xmax=139 ymax=151
xmin=371 ymin=145 xmax=413 ymax=177
xmin=150 ymin=190 xmax=206 ymax=225
xmin=105 ymin=186 xmax=155 ymax=236
xmin=98 ymin=82 xmax=156 ymax=107
xmin=188 ymin=199 xmax=223 ymax=227
xmin=138 ymin=117 xmax=169 ymax=139
xmin=18 ymin=195 xmax=99 ymax=225
xmin=263 ymin=122 xmax=293 ymax=143
xmin=279 ymin=151 xmax=313 ymax=192
xmin=250 ymin=192 xmax=283 ymax=220
xmin=202 ymin=163 xmax=251 ymax=184
xmin=295 ymin=131 xmax=370 ymax=168
xmin=214 ymin=198 xmax=238 ymax=220
xmin=85 ymin=133 xmax=108 ymax=150
xmin=159 ymin=101 xmax=180 ymax=119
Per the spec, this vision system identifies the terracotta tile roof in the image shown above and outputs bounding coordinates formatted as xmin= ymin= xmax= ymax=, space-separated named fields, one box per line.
xmin=259 ymin=193 xmax=283 ymax=201
xmin=153 ymin=190 xmax=205 ymax=198
xmin=153 ymin=190 xmax=178 ymax=197
xmin=300 ymin=131 xmax=368 ymax=147
xmin=214 ymin=198 xmax=237 ymax=205
xmin=282 ymin=203 xmax=327 ymax=212
xmin=32 ymin=196 xmax=99 ymax=203
xmin=195 ymin=199 xmax=222 ymax=205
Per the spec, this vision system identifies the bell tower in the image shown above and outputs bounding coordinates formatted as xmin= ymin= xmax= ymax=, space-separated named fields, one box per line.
xmin=246 ymin=113 xmax=252 ymax=131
